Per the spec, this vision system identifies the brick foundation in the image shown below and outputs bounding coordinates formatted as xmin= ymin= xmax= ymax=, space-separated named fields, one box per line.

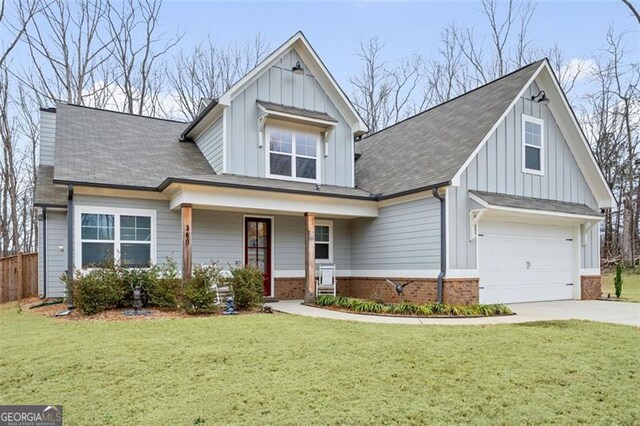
xmin=274 ymin=278 xmax=305 ymax=300
xmin=337 ymin=277 xmax=479 ymax=306
xmin=580 ymin=275 xmax=601 ymax=300
xmin=275 ymin=276 xmax=480 ymax=305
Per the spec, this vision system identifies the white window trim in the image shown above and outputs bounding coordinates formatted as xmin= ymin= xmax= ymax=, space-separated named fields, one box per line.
xmin=314 ymin=220 xmax=333 ymax=264
xmin=522 ymin=114 xmax=544 ymax=176
xmin=74 ymin=205 xmax=157 ymax=269
xmin=265 ymin=125 xmax=321 ymax=184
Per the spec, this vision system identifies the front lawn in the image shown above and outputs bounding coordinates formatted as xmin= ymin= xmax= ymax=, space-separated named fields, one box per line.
xmin=602 ymin=270 xmax=640 ymax=302
xmin=0 ymin=303 xmax=638 ymax=424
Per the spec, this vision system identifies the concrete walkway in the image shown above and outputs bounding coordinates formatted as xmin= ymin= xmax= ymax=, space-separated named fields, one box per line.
xmin=265 ymin=300 xmax=639 ymax=326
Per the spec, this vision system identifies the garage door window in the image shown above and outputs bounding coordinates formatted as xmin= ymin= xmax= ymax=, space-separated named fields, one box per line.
xmin=522 ymin=115 xmax=544 ymax=175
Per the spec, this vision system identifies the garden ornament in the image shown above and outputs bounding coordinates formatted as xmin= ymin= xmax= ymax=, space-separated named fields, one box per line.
xmin=385 ymin=279 xmax=415 ymax=297
xmin=223 ymin=295 xmax=238 ymax=315
xmin=133 ymin=285 xmax=143 ymax=312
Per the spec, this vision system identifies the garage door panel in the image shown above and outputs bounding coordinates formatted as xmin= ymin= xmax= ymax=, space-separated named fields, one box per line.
xmin=479 ymin=220 xmax=575 ymax=304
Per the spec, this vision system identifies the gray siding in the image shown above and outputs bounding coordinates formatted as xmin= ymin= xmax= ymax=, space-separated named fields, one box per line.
xmin=448 ymin=81 xmax=600 ymax=270
xmin=74 ymin=195 xmax=182 ymax=265
xmin=226 ymin=49 xmax=355 ymax=187
xmin=67 ymin=195 xmax=351 ymax=273
xmin=350 ymin=197 xmax=441 ymax=271
xmin=195 ymin=117 xmax=224 ymax=173
xmin=38 ymin=210 xmax=68 ymax=298
xmin=39 ymin=110 xmax=56 ymax=166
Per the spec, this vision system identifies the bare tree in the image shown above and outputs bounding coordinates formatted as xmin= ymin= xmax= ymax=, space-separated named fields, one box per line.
xmin=104 ymin=0 xmax=182 ymax=116
xmin=167 ymin=34 xmax=270 ymax=121
xmin=0 ymin=0 xmax=42 ymax=68
xmin=621 ymin=0 xmax=640 ymax=25
xmin=19 ymin=0 xmax=112 ymax=105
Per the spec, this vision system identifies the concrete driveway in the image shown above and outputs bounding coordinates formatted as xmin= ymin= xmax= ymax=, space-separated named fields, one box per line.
xmin=267 ymin=300 xmax=639 ymax=326
xmin=506 ymin=300 xmax=639 ymax=327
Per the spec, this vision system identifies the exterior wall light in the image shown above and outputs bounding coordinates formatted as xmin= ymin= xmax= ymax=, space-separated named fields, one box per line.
xmin=292 ymin=61 xmax=304 ymax=75
xmin=531 ymin=90 xmax=550 ymax=105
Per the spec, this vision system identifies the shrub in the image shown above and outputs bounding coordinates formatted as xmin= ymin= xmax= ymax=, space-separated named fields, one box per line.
xmin=312 ymin=295 xmax=512 ymax=317
xmin=146 ymin=260 xmax=182 ymax=308
xmin=183 ymin=266 xmax=220 ymax=315
xmin=66 ymin=263 xmax=126 ymax=315
xmin=230 ymin=265 xmax=264 ymax=310
xmin=614 ymin=264 xmax=623 ymax=299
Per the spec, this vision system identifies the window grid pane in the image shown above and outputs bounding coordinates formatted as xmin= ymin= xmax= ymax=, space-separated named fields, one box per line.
xmin=121 ymin=215 xmax=152 ymax=242
xmin=81 ymin=213 xmax=114 ymax=241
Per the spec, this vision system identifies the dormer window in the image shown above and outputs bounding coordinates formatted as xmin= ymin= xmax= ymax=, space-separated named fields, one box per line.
xmin=267 ymin=126 xmax=320 ymax=182
xmin=522 ymin=115 xmax=544 ymax=175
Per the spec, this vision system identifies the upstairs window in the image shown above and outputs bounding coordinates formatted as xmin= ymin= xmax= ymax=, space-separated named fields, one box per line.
xmin=267 ymin=127 xmax=319 ymax=183
xmin=522 ymin=115 xmax=544 ymax=175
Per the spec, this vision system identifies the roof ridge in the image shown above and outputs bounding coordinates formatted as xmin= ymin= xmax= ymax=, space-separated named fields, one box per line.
xmin=57 ymin=102 xmax=188 ymax=124
xmin=360 ymin=58 xmax=547 ymax=142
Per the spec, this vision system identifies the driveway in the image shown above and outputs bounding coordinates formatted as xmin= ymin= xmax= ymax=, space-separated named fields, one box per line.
xmin=267 ymin=300 xmax=639 ymax=326
xmin=506 ymin=300 xmax=639 ymax=327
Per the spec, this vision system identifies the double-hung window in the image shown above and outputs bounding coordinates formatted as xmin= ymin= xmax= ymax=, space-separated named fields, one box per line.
xmin=522 ymin=115 xmax=544 ymax=175
xmin=77 ymin=207 xmax=155 ymax=269
xmin=268 ymin=127 xmax=319 ymax=182
xmin=314 ymin=221 xmax=333 ymax=263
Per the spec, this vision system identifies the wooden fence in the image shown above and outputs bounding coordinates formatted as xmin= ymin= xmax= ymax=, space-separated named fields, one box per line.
xmin=0 ymin=253 xmax=38 ymax=303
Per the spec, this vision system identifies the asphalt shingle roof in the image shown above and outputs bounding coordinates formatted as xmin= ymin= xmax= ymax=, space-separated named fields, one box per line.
xmin=355 ymin=60 xmax=544 ymax=197
xmin=256 ymin=100 xmax=337 ymax=123
xmin=34 ymin=165 xmax=68 ymax=207
xmin=470 ymin=190 xmax=601 ymax=217
xmin=53 ymin=104 xmax=214 ymax=189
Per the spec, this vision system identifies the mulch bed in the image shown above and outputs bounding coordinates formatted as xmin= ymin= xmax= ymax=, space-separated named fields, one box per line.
xmin=18 ymin=298 xmax=271 ymax=322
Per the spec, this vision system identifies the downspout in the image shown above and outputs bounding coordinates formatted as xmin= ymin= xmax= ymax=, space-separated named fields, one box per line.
xmin=432 ymin=187 xmax=446 ymax=303
xmin=66 ymin=185 xmax=74 ymax=309
xmin=42 ymin=206 xmax=47 ymax=298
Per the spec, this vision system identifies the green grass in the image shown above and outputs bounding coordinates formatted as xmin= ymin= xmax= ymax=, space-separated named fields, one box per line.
xmin=602 ymin=270 xmax=640 ymax=302
xmin=0 ymin=304 xmax=638 ymax=425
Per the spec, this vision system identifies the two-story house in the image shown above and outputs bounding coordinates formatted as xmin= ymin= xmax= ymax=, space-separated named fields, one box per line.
xmin=34 ymin=32 xmax=614 ymax=306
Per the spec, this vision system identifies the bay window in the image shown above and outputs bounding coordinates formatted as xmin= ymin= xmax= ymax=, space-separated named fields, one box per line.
xmin=76 ymin=207 xmax=156 ymax=269
xmin=267 ymin=127 xmax=319 ymax=182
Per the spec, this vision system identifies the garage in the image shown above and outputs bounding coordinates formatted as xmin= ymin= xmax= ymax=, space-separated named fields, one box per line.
xmin=478 ymin=220 xmax=576 ymax=304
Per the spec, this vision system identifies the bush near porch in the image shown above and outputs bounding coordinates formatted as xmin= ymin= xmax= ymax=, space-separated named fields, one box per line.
xmin=315 ymin=295 xmax=512 ymax=316
xmin=63 ymin=260 xmax=263 ymax=315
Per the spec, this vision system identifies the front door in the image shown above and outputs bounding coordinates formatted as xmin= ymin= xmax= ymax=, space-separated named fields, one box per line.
xmin=244 ymin=217 xmax=272 ymax=297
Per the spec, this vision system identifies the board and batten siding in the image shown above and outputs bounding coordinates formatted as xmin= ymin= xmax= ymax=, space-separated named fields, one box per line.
xmin=39 ymin=110 xmax=56 ymax=166
xmin=225 ymin=50 xmax=355 ymax=187
xmin=38 ymin=210 xmax=68 ymax=298
xmin=195 ymin=116 xmax=224 ymax=173
xmin=350 ymin=197 xmax=441 ymax=272
xmin=448 ymin=81 xmax=600 ymax=271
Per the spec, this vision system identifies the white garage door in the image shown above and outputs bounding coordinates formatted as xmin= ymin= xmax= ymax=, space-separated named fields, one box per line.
xmin=478 ymin=220 xmax=576 ymax=304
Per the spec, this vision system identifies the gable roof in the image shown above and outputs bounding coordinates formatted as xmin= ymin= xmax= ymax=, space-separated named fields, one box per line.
xmin=53 ymin=103 xmax=214 ymax=189
xmin=182 ymin=31 xmax=367 ymax=141
xmin=355 ymin=60 xmax=543 ymax=197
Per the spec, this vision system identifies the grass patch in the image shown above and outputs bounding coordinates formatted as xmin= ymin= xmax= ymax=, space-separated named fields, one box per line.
xmin=602 ymin=270 xmax=640 ymax=302
xmin=0 ymin=302 xmax=638 ymax=424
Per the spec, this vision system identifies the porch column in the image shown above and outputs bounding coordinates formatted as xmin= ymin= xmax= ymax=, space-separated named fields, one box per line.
xmin=304 ymin=212 xmax=316 ymax=303
xmin=181 ymin=203 xmax=193 ymax=280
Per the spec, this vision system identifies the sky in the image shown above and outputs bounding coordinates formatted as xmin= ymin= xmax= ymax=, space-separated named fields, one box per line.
xmin=155 ymin=0 xmax=640 ymax=89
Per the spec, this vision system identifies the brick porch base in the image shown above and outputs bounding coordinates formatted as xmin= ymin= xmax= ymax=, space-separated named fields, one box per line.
xmin=274 ymin=276 xmax=479 ymax=305
xmin=580 ymin=275 xmax=601 ymax=300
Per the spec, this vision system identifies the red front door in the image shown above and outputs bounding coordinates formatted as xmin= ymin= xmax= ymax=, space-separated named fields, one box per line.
xmin=244 ymin=217 xmax=272 ymax=297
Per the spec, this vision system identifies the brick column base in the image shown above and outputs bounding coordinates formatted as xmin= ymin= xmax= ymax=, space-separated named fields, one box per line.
xmin=580 ymin=275 xmax=601 ymax=300
xmin=274 ymin=278 xmax=305 ymax=300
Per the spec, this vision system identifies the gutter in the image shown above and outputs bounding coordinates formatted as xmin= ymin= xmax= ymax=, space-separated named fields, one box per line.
xmin=65 ymin=184 xmax=74 ymax=310
xmin=432 ymin=187 xmax=446 ymax=304
xmin=179 ymin=99 xmax=219 ymax=142
xmin=42 ymin=207 xmax=47 ymax=298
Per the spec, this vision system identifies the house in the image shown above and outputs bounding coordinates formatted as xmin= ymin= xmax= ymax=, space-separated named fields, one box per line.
xmin=34 ymin=32 xmax=614 ymax=306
